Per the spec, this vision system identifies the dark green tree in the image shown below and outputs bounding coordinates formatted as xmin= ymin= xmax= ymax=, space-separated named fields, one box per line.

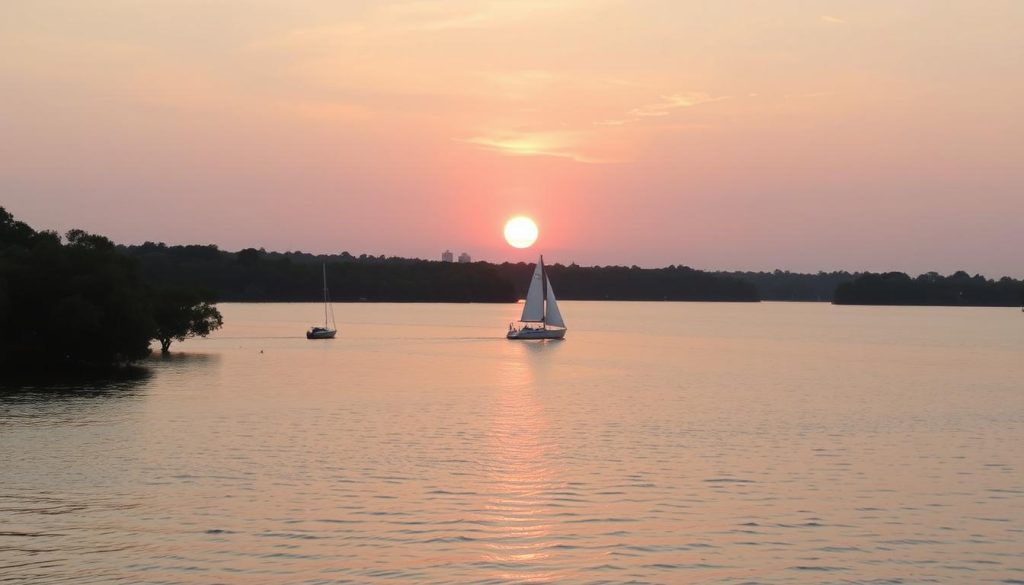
xmin=834 ymin=270 xmax=1024 ymax=306
xmin=1 ymin=208 xmax=155 ymax=371
xmin=152 ymin=288 xmax=224 ymax=353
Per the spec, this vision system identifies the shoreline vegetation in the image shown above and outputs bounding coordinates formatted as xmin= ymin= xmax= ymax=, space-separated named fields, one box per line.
xmin=834 ymin=271 xmax=1024 ymax=307
xmin=122 ymin=242 xmax=1024 ymax=307
xmin=1 ymin=208 xmax=222 ymax=374
xmin=4 ymin=208 xmax=1024 ymax=375
xmin=123 ymin=243 xmax=760 ymax=303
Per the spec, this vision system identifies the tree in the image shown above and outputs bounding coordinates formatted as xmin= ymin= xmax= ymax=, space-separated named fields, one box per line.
xmin=152 ymin=289 xmax=224 ymax=353
xmin=833 ymin=270 xmax=1024 ymax=306
xmin=1 ymin=211 xmax=156 ymax=371
xmin=1 ymin=207 xmax=35 ymax=245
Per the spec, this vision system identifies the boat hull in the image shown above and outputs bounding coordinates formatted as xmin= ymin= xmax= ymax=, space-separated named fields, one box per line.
xmin=506 ymin=327 xmax=566 ymax=340
xmin=306 ymin=329 xmax=337 ymax=339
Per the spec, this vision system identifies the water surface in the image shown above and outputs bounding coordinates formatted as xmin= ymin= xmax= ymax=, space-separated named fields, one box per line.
xmin=2 ymin=302 xmax=1023 ymax=583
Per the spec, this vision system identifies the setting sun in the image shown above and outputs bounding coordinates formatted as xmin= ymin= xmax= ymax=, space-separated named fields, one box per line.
xmin=503 ymin=216 xmax=539 ymax=249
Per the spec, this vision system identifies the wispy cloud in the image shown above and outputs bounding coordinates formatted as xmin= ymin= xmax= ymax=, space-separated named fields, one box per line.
xmin=463 ymin=91 xmax=729 ymax=163
xmin=478 ymin=69 xmax=558 ymax=100
xmin=785 ymin=91 xmax=834 ymax=99
xmin=377 ymin=0 xmax=585 ymax=33
xmin=257 ymin=0 xmax=589 ymax=50
xmin=460 ymin=130 xmax=610 ymax=163
xmin=594 ymin=92 xmax=729 ymax=126
xmin=592 ymin=118 xmax=634 ymax=127
xmin=820 ymin=15 xmax=846 ymax=24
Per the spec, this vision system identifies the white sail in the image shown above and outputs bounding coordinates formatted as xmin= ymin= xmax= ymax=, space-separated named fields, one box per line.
xmin=544 ymin=276 xmax=565 ymax=328
xmin=520 ymin=256 xmax=545 ymax=322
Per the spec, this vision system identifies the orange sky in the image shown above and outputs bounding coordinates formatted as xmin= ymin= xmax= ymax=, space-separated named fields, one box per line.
xmin=2 ymin=1 xmax=1022 ymax=275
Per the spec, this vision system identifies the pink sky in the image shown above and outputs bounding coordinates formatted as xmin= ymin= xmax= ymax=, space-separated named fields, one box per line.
xmin=2 ymin=1 xmax=1022 ymax=276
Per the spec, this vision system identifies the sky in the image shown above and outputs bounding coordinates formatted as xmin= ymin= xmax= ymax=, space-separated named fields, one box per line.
xmin=2 ymin=1 xmax=1022 ymax=276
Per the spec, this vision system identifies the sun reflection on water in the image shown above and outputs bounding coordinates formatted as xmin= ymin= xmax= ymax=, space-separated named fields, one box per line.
xmin=478 ymin=341 xmax=567 ymax=583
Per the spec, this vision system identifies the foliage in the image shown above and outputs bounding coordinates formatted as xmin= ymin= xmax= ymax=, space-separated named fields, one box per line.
xmin=0 ymin=207 xmax=228 ymax=374
xmin=1 ymin=208 xmax=155 ymax=372
xmin=834 ymin=271 xmax=1024 ymax=306
xmin=123 ymin=243 xmax=519 ymax=302
xmin=120 ymin=245 xmax=761 ymax=302
xmin=152 ymin=288 xmax=224 ymax=353
xmin=495 ymin=262 xmax=758 ymax=302
xmin=717 ymin=270 xmax=858 ymax=302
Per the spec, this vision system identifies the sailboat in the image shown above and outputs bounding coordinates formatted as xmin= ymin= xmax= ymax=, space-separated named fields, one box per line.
xmin=507 ymin=255 xmax=567 ymax=340
xmin=306 ymin=263 xmax=337 ymax=339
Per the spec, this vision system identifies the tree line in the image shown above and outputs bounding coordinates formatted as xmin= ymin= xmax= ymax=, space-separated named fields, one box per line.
xmin=5 ymin=206 xmax=1022 ymax=375
xmin=1 ymin=208 xmax=222 ymax=374
xmin=716 ymin=269 xmax=1023 ymax=305
xmin=495 ymin=262 xmax=758 ymax=302
xmin=123 ymin=243 xmax=519 ymax=303
xmin=120 ymin=244 xmax=760 ymax=303
xmin=834 ymin=271 xmax=1024 ymax=306
xmin=119 ymin=243 xmax=1024 ymax=306
xmin=119 ymin=242 xmax=1024 ymax=307
xmin=717 ymin=270 xmax=858 ymax=302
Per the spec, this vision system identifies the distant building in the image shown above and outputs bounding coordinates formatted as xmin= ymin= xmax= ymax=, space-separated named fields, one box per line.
xmin=458 ymin=252 xmax=471 ymax=263
xmin=441 ymin=250 xmax=454 ymax=262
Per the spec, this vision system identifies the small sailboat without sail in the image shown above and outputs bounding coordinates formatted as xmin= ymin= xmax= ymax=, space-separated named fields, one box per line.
xmin=507 ymin=255 xmax=566 ymax=340
xmin=307 ymin=263 xmax=337 ymax=339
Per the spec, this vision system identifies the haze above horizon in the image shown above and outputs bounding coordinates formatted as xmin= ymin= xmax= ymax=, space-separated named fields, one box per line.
xmin=2 ymin=1 xmax=1022 ymax=276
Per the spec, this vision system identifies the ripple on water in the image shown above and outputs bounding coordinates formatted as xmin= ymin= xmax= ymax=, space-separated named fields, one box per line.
xmin=3 ymin=303 xmax=1024 ymax=583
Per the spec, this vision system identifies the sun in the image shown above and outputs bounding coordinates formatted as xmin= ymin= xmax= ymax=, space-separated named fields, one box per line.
xmin=503 ymin=216 xmax=539 ymax=249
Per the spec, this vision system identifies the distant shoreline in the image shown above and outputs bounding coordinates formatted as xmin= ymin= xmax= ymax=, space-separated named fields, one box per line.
xmin=121 ymin=243 xmax=1024 ymax=307
xmin=213 ymin=299 xmax=1022 ymax=307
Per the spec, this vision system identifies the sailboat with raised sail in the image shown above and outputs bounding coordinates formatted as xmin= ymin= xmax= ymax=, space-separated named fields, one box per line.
xmin=307 ymin=263 xmax=337 ymax=339
xmin=507 ymin=255 xmax=567 ymax=340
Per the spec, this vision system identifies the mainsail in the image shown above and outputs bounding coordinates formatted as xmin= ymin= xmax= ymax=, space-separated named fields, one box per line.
xmin=544 ymin=275 xmax=565 ymax=328
xmin=520 ymin=257 xmax=546 ymax=322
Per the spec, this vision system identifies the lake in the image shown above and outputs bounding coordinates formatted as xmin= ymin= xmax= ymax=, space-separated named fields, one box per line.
xmin=2 ymin=302 xmax=1022 ymax=583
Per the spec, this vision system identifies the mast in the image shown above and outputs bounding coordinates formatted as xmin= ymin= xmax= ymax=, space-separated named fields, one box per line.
xmin=540 ymin=255 xmax=547 ymax=327
xmin=322 ymin=263 xmax=329 ymax=328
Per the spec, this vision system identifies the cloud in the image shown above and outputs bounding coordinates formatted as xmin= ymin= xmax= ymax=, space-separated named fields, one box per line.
xmin=464 ymin=91 xmax=729 ymax=162
xmin=820 ymin=15 xmax=846 ymax=24
xmin=594 ymin=92 xmax=729 ymax=126
xmin=785 ymin=91 xmax=834 ymax=99
xmin=257 ymin=0 xmax=590 ymax=50
xmin=377 ymin=0 xmax=583 ymax=33
xmin=460 ymin=130 xmax=610 ymax=163
xmin=592 ymin=118 xmax=634 ymax=127
xmin=479 ymin=69 xmax=558 ymax=100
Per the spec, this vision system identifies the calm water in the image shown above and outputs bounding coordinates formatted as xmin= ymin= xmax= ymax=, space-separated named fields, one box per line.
xmin=2 ymin=302 xmax=1023 ymax=584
